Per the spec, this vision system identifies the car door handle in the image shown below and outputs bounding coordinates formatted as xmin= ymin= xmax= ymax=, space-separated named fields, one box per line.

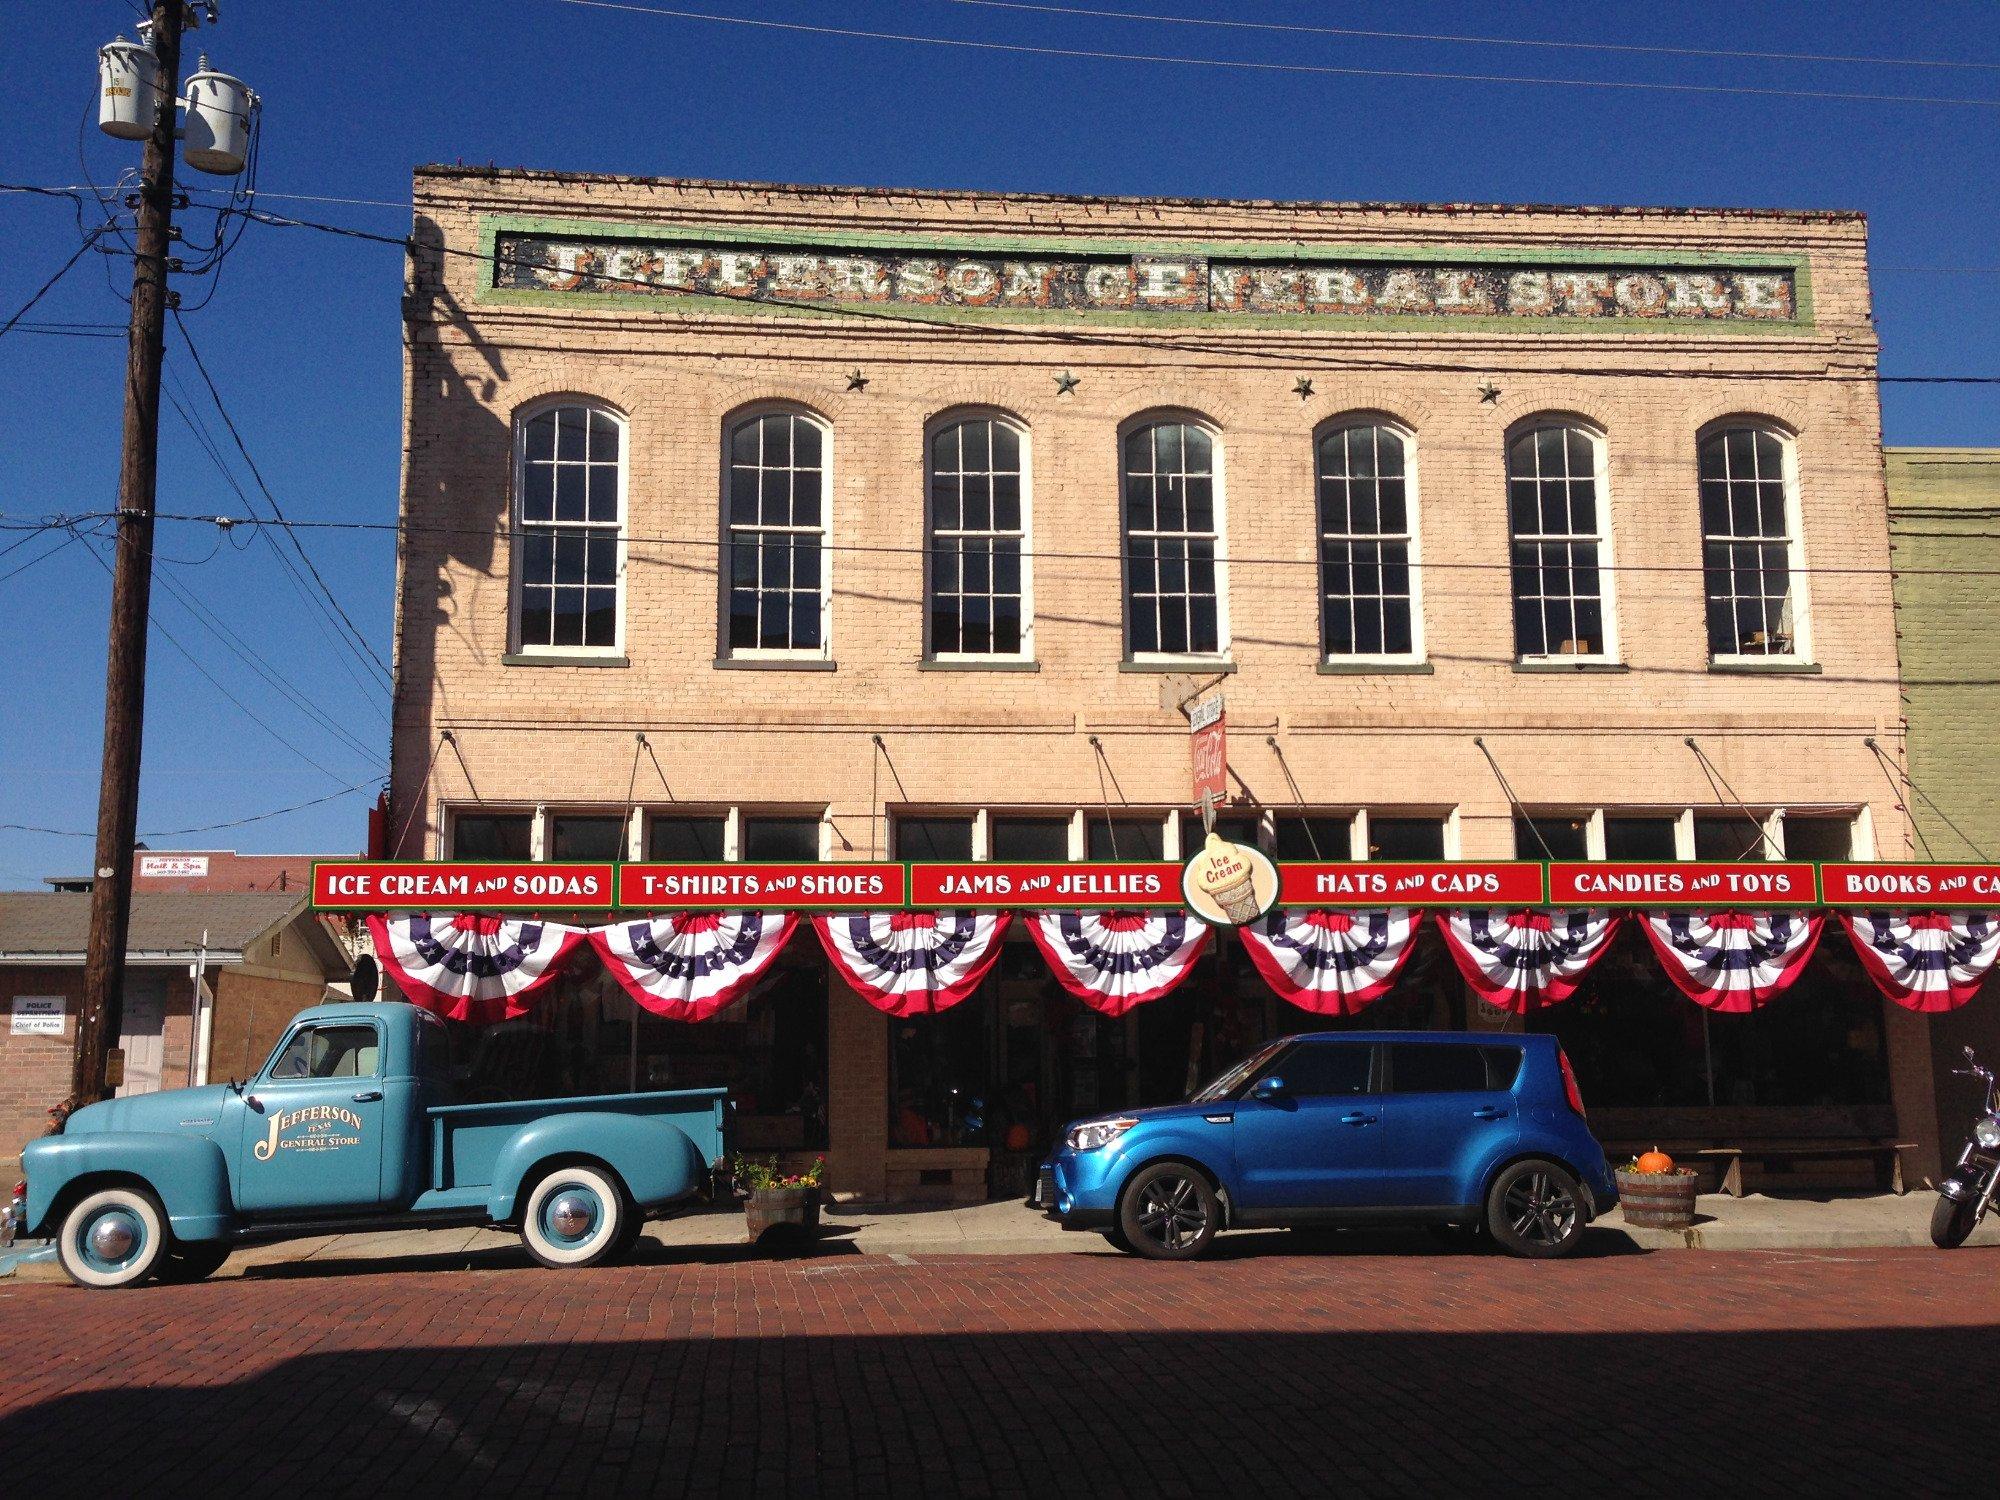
xmin=352 ymin=1090 xmax=383 ymax=1103
xmin=1339 ymin=1112 xmax=1378 ymax=1126
xmin=1472 ymin=1106 xmax=1508 ymax=1120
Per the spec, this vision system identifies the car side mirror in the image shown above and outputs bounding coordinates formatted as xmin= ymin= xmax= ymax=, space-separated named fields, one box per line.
xmin=1251 ymin=1076 xmax=1286 ymax=1100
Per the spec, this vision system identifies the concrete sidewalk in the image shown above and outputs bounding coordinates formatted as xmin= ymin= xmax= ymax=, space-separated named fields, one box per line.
xmin=6 ymin=1190 xmax=1997 ymax=1281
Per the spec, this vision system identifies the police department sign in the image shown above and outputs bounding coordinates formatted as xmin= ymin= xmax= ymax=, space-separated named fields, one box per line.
xmin=493 ymin=231 xmax=1798 ymax=325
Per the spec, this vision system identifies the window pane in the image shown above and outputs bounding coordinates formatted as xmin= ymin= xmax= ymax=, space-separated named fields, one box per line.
xmin=1125 ymin=423 xmax=1220 ymax=658
xmin=1695 ymin=815 xmax=1769 ymax=861
xmin=1604 ymin=817 xmax=1679 ymax=860
xmin=1515 ymin=816 xmax=1588 ymax=860
xmin=895 ymin=818 xmax=975 ymax=861
xmin=1388 ymin=1043 xmax=1487 ymax=1094
xmin=1367 ymin=818 xmax=1445 ymax=860
xmin=451 ymin=813 xmax=534 ymax=860
xmin=1701 ymin=428 xmax=1795 ymax=657
xmin=1782 ymin=815 xmax=1852 ymax=861
xmin=552 ymin=815 xmax=625 ymax=861
xmin=1275 ymin=816 xmax=1350 ymax=860
xmin=1086 ymin=817 xmax=1165 ymax=860
xmin=1278 ymin=1043 xmax=1372 ymax=1097
xmin=743 ymin=816 xmax=821 ymax=861
xmin=647 ymin=816 xmax=727 ymax=861
xmin=990 ymin=817 xmax=1070 ymax=861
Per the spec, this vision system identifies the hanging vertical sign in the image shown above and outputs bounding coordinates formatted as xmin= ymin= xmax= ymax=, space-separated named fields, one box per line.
xmin=1189 ymin=693 xmax=1226 ymax=831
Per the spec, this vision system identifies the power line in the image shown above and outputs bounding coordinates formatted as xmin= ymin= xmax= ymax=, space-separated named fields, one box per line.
xmin=0 ymin=531 xmax=80 ymax=585
xmin=1 ymin=776 xmax=383 ymax=841
xmin=0 ymin=226 xmax=108 ymax=340
xmin=556 ymin=1 xmax=2000 ymax=109
xmin=943 ymin=1 xmax=2000 ymax=75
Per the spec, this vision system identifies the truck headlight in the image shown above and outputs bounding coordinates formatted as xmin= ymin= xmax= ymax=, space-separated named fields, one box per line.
xmin=1975 ymin=1118 xmax=2000 ymax=1150
xmin=1066 ymin=1118 xmax=1138 ymax=1153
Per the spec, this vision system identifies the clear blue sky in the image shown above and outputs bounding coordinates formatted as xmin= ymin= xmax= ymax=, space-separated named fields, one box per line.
xmin=2 ymin=1 xmax=1997 ymax=888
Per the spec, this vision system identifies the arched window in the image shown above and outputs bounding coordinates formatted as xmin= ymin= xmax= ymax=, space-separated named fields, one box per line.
xmin=1123 ymin=420 xmax=1222 ymax=658
xmin=1507 ymin=421 xmax=1610 ymax=660
xmin=928 ymin=415 xmax=1028 ymax=658
xmin=1699 ymin=425 xmax=1803 ymax=659
xmin=724 ymin=409 xmax=829 ymax=655
xmin=512 ymin=401 xmax=624 ymax=653
xmin=1317 ymin=421 xmax=1418 ymax=659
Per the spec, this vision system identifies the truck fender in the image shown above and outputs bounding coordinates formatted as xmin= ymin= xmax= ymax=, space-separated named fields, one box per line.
xmin=23 ymin=1132 xmax=235 ymax=1243
xmin=486 ymin=1112 xmax=707 ymax=1222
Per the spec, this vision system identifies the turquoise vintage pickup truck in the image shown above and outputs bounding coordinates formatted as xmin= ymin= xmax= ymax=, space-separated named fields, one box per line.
xmin=13 ymin=1001 xmax=726 ymax=1289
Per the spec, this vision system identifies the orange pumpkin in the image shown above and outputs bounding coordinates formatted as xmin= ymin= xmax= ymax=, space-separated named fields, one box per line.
xmin=1635 ymin=1149 xmax=1675 ymax=1175
xmin=1004 ymin=1124 xmax=1032 ymax=1152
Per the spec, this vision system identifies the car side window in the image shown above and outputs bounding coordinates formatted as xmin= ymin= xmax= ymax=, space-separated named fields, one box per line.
xmin=268 ymin=1024 xmax=380 ymax=1082
xmin=1277 ymin=1043 xmax=1373 ymax=1097
xmin=1482 ymin=1046 xmax=1525 ymax=1090
xmin=1388 ymin=1044 xmax=1489 ymax=1094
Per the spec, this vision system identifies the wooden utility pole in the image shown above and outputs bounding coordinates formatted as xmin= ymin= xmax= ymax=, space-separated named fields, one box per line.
xmin=68 ymin=0 xmax=186 ymax=1112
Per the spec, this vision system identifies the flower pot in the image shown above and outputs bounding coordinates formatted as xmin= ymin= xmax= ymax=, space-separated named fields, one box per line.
xmin=745 ymin=1185 xmax=821 ymax=1243
xmin=1617 ymin=1168 xmax=1699 ymax=1229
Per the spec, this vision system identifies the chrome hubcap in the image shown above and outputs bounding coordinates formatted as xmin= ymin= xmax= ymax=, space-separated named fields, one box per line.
xmin=549 ymin=1193 xmax=594 ymax=1238
xmin=1503 ymin=1171 xmax=1577 ymax=1246
xmin=89 ymin=1216 xmax=137 ymax=1261
xmin=1135 ymin=1176 xmax=1208 ymax=1250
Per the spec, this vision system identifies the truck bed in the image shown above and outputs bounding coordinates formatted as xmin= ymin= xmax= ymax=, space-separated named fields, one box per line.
xmin=425 ymin=1087 xmax=728 ymax=1198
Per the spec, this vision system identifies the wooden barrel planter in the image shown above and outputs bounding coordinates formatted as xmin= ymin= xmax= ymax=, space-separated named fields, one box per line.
xmin=745 ymin=1186 xmax=821 ymax=1243
xmin=1617 ymin=1169 xmax=1699 ymax=1229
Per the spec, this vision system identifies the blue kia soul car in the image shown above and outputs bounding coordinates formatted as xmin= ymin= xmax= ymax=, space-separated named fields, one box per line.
xmin=1036 ymin=1031 xmax=1617 ymax=1259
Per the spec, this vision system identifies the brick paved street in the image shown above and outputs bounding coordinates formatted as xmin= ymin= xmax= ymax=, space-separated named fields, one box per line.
xmin=0 ymin=1241 xmax=1989 ymax=1498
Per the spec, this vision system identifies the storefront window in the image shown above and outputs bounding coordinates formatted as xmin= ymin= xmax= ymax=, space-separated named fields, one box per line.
xmin=551 ymin=814 xmax=625 ymax=861
xmin=1516 ymin=814 xmax=1588 ymax=860
xmin=1605 ymin=816 xmax=1678 ymax=859
xmin=889 ymin=1003 xmax=991 ymax=1148
xmin=652 ymin=959 xmax=828 ymax=1149
xmin=743 ymin=815 xmax=821 ymax=861
xmin=1695 ymin=813 xmax=1771 ymax=860
xmin=990 ymin=816 xmax=1069 ymax=860
xmin=1368 ymin=818 xmax=1445 ymax=859
xmin=648 ymin=814 xmax=726 ymax=861
xmin=1276 ymin=815 xmax=1350 ymax=859
xmin=1782 ymin=814 xmax=1853 ymax=861
xmin=895 ymin=817 xmax=974 ymax=860
xmin=1087 ymin=816 xmax=1165 ymax=860
xmin=451 ymin=813 xmax=533 ymax=860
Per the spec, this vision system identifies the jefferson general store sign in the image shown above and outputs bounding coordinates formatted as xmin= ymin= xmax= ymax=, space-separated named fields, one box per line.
xmin=491 ymin=229 xmax=1799 ymax=324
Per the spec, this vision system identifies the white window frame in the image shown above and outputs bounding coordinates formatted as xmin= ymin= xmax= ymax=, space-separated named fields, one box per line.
xmin=720 ymin=405 xmax=833 ymax=661
xmin=924 ymin=409 xmax=1034 ymax=663
xmin=1315 ymin=416 xmax=1425 ymax=664
xmin=1698 ymin=421 xmax=1813 ymax=666
xmin=1119 ymin=413 xmax=1231 ymax=664
xmin=1506 ymin=418 xmax=1620 ymax=665
xmin=508 ymin=398 xmax=628 ymax=660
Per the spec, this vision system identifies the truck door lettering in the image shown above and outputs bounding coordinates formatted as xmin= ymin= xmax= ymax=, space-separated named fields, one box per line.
xmin=253 ymin=1104 xmax=367 ymax=1160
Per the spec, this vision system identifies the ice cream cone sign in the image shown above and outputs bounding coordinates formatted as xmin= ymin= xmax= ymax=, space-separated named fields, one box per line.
xmin=1182 ymin=832 xmax=1280 ymax=926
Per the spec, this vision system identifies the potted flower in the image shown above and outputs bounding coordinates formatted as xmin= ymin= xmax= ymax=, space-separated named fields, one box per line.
xmin=1616 ymin=1149 xmax=1699 ymax=1229
xmin=734 ymin=1154 xmax=825 ymax=1243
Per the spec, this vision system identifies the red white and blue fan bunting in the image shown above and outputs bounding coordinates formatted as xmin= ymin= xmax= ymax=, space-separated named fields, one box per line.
xmin=814 ymin=911 xmax=1012 ymax=1017
xmin=1840 ymin=911 xmax=2000 ymax=1014
xmin=1239 ymin=909 xmax=1422 ymax=1016
xmin=366 ymin=912 xmax=583 ymax=1025
xmin=1026 ymin=911 xmax=1211 ymax=1017
xmin=1439 ymin=909 xmax=1619 ymax=1014
xmin=590 ymin=912 xmax=797 ymax=1022
xmin=1641 ymin=911 xmax=1823 ymax=1014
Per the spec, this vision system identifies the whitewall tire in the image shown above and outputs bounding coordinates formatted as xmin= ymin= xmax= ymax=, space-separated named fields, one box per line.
xmin=58 ymin=1186 xmax=168 ymax=1289
xmin=520 ymin=1164 xmax=627 ymax=1269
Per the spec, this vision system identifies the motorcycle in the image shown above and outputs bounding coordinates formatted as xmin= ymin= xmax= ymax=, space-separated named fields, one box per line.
xmin=1933 ymin=1045 xmax=2000 ymax=1249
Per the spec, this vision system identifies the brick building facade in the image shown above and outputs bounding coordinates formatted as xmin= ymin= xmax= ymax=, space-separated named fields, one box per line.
xmin=391 ymin=167 xmax=1938 ymax=1198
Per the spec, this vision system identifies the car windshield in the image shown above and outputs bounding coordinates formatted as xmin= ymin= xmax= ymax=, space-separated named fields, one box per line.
xmin=1190 ymin=1040 xmax=1289 ymax=1103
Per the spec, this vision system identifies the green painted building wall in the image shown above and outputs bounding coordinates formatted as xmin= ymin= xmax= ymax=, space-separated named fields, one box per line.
xmin=1886 ymin=447 xmax=2000 ymax=1142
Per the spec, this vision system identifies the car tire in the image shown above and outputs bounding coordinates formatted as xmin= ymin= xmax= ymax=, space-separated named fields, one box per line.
xmin=157 ymin=1242 xmax=232 ymax=1283
xmin=1931 ymin=1194 xmax=1980 ymax=1250
xmin=611 ymin=1204 xmax=648 ymax=1260
xmin=57 ymin=1185 xmax=168 ymax=1289
xmin=1118 ymin=1162 xmax=1219 ymax=1261
xmin=1485 ymin=1159 xmax=1586 ymax=1260
xmin=520 ymin=1164 xmax=628 ymax=1269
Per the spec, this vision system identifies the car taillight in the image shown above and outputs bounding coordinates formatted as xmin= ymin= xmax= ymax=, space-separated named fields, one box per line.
xmin=1557 ymin=1050 xmax=1587 ymax=1117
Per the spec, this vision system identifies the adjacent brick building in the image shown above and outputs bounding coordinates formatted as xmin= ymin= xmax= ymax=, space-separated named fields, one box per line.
xmin=390 ymin=167 xmax=1939 ymax=1198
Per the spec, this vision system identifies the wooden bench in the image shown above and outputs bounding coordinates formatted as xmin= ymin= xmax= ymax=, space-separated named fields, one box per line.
xmin=1692 ymin=1142 xmax=1918 ymax=1197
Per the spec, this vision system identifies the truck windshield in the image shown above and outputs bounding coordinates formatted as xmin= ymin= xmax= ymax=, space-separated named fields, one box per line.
xmin=1190 ymin=1040 xmax=1288 ymax=1103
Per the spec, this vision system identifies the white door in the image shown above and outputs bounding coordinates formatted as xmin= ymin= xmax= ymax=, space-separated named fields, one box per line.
xmin=116 ymin=972 xmax=167 ymax=1096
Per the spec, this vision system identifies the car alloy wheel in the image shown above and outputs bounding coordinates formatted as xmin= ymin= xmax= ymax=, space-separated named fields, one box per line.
xmin=1134 ymin=1172 xmax=1209 ymax=1252
xmin=1502 ymin=1169 xmax=1578 ymax=1248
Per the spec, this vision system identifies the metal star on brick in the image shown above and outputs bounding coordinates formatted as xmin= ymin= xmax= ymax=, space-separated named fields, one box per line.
xmin=1293 ymin=376 xmax=1314 ymax=400
xmin=845 ymin=369 xmax=869 ymax=392
xmin=1054 ymin=369 xmax=1080 ymax=395
xmin=1477 ymin=381 xmax=1502 ymax=405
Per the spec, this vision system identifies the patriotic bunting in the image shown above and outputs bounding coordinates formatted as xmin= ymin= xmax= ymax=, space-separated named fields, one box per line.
xmin=1641 ymin=911 xmax=1823 ymax=1013
xmin=590 ymin=912 xmax=797 ymax=1021
xmin=1027 ymin=911 xmax=1211 ymax=1016
xmin=366 ymin=912 xmax=583 ymax=1025
xmin=1840 ymin=911 xmax=2000 ymax=1013
xmin=814 ymin=911 xmax=1012 ymax=1017
xmin=1439 ymin=909 xmax=1619 ymax=1014
xmin=1239 ymin=909 xmax=1422 ymax=1016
